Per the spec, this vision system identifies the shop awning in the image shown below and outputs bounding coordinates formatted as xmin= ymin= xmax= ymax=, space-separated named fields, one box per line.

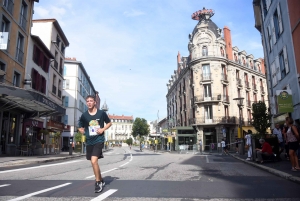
xmin=0 ymin=84 xmax=65 ymax=117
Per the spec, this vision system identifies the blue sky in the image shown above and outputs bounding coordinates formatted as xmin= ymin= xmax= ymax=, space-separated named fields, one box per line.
xmin=33 ymin=0 xmax=263 ymax=122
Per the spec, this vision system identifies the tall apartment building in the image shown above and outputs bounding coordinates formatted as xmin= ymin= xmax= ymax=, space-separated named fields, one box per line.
xmin=253 ymin=0 xmax=300 ymax=125
xmin=166 ymin=8 xmax=268 ymax=150
xmin=62 ymin=58 xmax=99 ymax=147
xmin=107 ymin=114 xmax=133 ymax=144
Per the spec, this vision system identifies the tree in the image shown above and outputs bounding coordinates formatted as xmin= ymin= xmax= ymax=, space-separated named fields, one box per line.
xmin=251 ymin=101 xmax=271 ymax=136
xmin=131 ymin=117 xmax=150 ymax=138
xmin=74 ymin=132 xmax=82 ymax=144
xmin=125 ymin=138 xmax=133 ymax=145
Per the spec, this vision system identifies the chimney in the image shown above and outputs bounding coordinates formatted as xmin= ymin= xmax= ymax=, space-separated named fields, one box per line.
xmin=177 ymin=51 xmax=181 ymax=63
xmin=260 ymin=58 xmax=266 ymax=75
xmin=223 ymin=26 xmax=233 ymax=61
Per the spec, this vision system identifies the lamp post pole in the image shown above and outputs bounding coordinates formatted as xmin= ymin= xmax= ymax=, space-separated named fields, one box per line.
xmin=233 ymin=97 xmax=244 ymax=155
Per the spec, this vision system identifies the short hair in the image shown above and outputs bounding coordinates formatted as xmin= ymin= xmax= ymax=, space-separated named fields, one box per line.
xmin=286 ymin=117 xmax=294 ymax=125
xmin=259 ymin=139 xmax=265 ymax=143
xmin=248 ymin=129 xmax=252 ymax=134
xmin=86 ymin=95 xmax=96 ymax=101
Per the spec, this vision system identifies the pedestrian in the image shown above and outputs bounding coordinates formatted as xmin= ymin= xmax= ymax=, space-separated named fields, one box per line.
xmin=245 ymin=130 xmax=252 ymax=160
xmin=199 ymin=139 xmax=202 ymax=154
xmin=235 ymin=136 xmax=239 ymax=154
xmin=284 ymin=117 xmax=300 ymax=171
xmin=72 ymin=141 xmax=75 ymax=151
xmin=78 ymin=95 xmax=112 ymax=193
xmin=255 ymin=139 xmax=273 ymax=164
xmin=282 ymin=124 xmax=290 ymax=160
xmin=221 ymin=138 xmax=227 ymax=155
xmin=273 ymin=123 xmax=284 ymax=160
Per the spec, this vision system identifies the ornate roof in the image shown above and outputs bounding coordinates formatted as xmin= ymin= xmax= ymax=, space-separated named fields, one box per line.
xmin=101 ymin=100 xmax=108 ymax=111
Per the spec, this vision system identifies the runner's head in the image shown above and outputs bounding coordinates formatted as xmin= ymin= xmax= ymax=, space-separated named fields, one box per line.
xmin=86 ymin=95 xmax=96 ymax=109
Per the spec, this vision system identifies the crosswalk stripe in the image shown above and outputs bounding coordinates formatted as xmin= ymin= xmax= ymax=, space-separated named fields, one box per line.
xmin=90 ymin=189 xmax=118 ymax=201
xmin=7 ymin=183 xmax=71 ymax=201
xmin=0 ymin=184 xmax=10 ymax=188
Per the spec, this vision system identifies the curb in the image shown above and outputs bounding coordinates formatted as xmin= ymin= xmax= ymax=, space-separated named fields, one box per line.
xmin=230 ymin=153 xmax=300 ymax=184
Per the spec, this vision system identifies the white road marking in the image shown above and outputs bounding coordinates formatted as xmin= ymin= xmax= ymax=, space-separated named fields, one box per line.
xmin=0 ymin=184 xmax=10 ymax=188
xmin=119 ymin=162 xmax=129 ymax=167
xmin=0 ymin=160 xmax=83 ymax=174
xmin=7 ymin=183 xmax=71 ymax=201
xmin=90 ymin=189 xmax=118 ymax=201
xmin=85 ymin=153 xmax=133 ymax=179
xmin=206 ymin=155 xmax=209 ymax=163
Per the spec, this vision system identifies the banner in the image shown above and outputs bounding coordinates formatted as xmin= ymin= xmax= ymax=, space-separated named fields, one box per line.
xmin=276 ymin=90 xmax=293 ymax=113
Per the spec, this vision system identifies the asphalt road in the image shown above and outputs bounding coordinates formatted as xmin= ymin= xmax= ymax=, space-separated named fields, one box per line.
xmin=0 ymin=147 xmax=300 ymax=201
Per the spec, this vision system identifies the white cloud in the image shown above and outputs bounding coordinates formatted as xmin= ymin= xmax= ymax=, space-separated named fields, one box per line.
xmin=124 ymin=9 xmax=146 ymax=17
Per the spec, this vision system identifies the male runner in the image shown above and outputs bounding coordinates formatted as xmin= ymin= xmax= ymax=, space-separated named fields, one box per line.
xmin=78 ymin=95 xmax=112 ymax=193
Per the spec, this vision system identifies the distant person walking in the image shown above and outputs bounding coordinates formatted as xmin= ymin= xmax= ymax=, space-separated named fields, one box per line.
xmin=245 ymin=130 xmax=252 ymax=160
xmin=235 ymin=136 xmax=239 ymax=154
xmin=285 ymin=117 xmax=300 ymax=171
xmin=221 ymin=138 xmax=227 ymax=155
xmin=273 ymin=123 xmax=284 ymax=160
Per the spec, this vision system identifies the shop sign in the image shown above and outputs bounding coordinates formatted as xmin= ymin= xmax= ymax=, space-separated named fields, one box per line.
xmin=47 ymin=120 xmax=64 ymax=130
xmin=276 ymin=90 xmax=293 ymax=113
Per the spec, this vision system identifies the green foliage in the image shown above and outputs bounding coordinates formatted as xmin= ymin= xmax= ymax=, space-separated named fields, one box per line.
xmin=131 ymin=117 xmax=150 ymax=138
xmin=125 ymin=138 xmax=133 ymax=145
xmin=251 ymin=101 xmax=271 ymax=135
xmin=74 ymin=132 xmax=82 ymax=144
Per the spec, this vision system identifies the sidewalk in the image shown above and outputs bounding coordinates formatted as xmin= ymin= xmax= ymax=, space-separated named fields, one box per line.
xmin=230 ymin=152 xmax=300 ymax=184
xmin=0 ymin=149 xmax=110 ymax=168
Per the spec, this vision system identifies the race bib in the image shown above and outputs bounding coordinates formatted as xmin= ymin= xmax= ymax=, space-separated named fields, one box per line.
xmin=89 ymin=126 xmax=100 ymax=136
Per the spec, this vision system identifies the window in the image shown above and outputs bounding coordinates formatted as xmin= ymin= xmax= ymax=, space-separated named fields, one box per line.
xmin=271 ymin=61 xmax=277 ymax=86
xmin=279 ymin=51 xmax=286 ymax=79
xmin=203 ymin=84 xmax=211 ymax=98
xmin=0 ymin=62 xmax=6 ymax=82
xmin=52 ymin=74 xmax=57 ymax=94
xmin=204 ymin=105 xmax=213 ymax=120
xmin=19 ymin=1 xmax=28 ymax=30
xmin=56 ymin=35 xmax=61 ymax=47
xmin=3 ymin=0 xmax=14 ymax=15
xmin=13 ymin=71 xmax=20 ymax=87
xmin=63 ymin=79 xmax=70 ymax=89
xmin=61 ymin=43 xmax=65 ymax=54
xmin=1 ymin=16 xmax=10 ymax=51
xmin=202 ymin=46 xmax=208 ymax=56
xmin=202 ymin=64 xmax=210 ymax=79
xmin=267 ymin=25 xmax=273 ymax=52
xmin=63 ymin=96 xmax=69 ymax=107
xmin=59 ymin=58 xmax=63 ymax=75
xmin=16 ymin=33 xmax=24 ymax=64
xmin=63 ymin=65 xmax=67 ymax=75
xmin=220 ymin=47 xmax=224 ymax=57
xmin=58 ymin=80 xmax=62 ymax=98
xmin=80 ymin=84 xmax=82 ymax=96
xmin=64 ymin=115 xmax=68 ymax=125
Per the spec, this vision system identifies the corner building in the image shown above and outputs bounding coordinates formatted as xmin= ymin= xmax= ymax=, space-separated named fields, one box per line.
xmin=166 ymin=8 xmax=268 ymax=151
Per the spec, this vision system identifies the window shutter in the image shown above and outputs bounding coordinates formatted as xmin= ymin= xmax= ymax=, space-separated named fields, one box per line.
xmin=283 ymin=46 xmax=289 ymax=74
xmin=277 ymin=3 xmax=283 ymax=34
xmin=38 ymin=51 xmax=43 ymax=67
xmin=271 ymin=61 xmax=277 ymax=86
xmin=275 ymin=56 xmax=281 ymax=81
xmin=266 ymin=0 xmax=271 ymax=11
xmin=64 ymin=115 xmax=68 ymax=125
xmin=64 ymin=96 xmax=69 ymax=107
xmin=66 ymin=79 xmax=70 ymax=89
xmin=45 ymin=58 xmax=49 ymax=73
xmin=43 ymin=77 xmax=46 ymax=94
xmin=31 ymin=69 xmax=36 ymax=90
xmin=271 ymin=18 xmax=276 ymax=45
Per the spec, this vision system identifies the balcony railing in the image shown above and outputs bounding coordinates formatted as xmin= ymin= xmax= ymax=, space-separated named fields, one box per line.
xmin=246 ymin=100 xmax=252 ymax=108
xmin=194 ymin=94 xmax=222 ymax=103
xmin=245 ymin=81 xmax=250 ymax=88
xmin=189 ymin=116 xmax=236 ymax=125
xmin=58 ymin=89 xmax=62 ymax=98
xmin=261 ymin=86 xmax=265 ymax=93
xmin=252 ymin=83 xmax=257 ymax=90
xmin=54 ymin=60 xmax=58 ymax=69
xmin=19 ymin=14 xmax=27 ymax=30
xmin=201 ymin=73 xmax=212 ymax=81
xmin=15 ymin=47 xmax=24 ymax=64
xmin=52 ymin=85 xmax=57 ymax=94
xmin=236 ymin=78 xmax=242 ymax=86
xmin=4 ymin=0 xmax=14 ymax=15
xmin=221 ymin=73 xmax=228 ymax=82
xmin=223 ymin=95 xmax=230 ymax=103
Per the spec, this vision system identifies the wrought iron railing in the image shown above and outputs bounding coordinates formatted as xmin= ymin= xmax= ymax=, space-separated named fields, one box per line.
xmin=15 ymin=47 xmax=24 ymax=64
xmin=19 ymin=13 xmax=27 ymax=30
xmin=194 ymin=94 xmax=222 ymax=102
xmin=201 ymin=73 xmax=212 ymax=81
xmin=221 ymin=73 xmax=228 ymax=82
xmin=189 ymin=116 xmax=236 ymax=124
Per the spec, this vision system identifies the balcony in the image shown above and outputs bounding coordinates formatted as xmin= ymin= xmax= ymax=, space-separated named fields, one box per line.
xmin=19 ymin=14 xmax=27 ymax=30
xmin=15 ymin=48 xmax=24 ymax=64
xmin=221 ymin=73 xmax=229 ymax=84
xmin=252 ymin=83 xmax=258 ymax=91
xmin=54 ymin=60 xmax=58 ymax=69
xmin=194 ymin=94 xmax=222 ymax=103
xmin=223 ymin=95 xmax=230 ymax=103
xmin=246 ymin=100 xmax=252 ymax=108
xmin=245 ymin=81 xmax=250 ymax=89
xmin=52 ymin=85 xmax=57 ymax=94
xmin=58 ymin=89 xmax=62 ymax=98
xmin=200 ymin=73 xmax=212 ymax=82
xmin=189 ymin=116 xmax=236 ymax=125
xmin=4 ymin=0 xmax=14 ymax=15
xmin=236 ymin=78 xmax=243 ymax=87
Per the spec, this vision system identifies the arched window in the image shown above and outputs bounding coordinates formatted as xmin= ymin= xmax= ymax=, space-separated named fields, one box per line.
xmin=220 ymin=47 xmax=225 ymax=57
xmin=202 ymin=46 xmax=208 ymax=56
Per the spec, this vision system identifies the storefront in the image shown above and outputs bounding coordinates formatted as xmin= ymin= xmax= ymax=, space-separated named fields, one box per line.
xmin=0 ymin=85 xmax=65 ymax=155
xmin=175 ymin=126 xmax=196 ymax=151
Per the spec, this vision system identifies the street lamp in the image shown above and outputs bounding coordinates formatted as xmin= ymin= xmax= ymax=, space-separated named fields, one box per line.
xmin=233 ymin=97 xmax=244 ymax=155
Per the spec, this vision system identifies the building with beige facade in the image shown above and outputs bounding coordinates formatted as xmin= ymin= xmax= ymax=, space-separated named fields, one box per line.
xmin=107 ymin=114 xmax=133 ymax=145
xmin=166 ymin=8 xmax=269 ymax=151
